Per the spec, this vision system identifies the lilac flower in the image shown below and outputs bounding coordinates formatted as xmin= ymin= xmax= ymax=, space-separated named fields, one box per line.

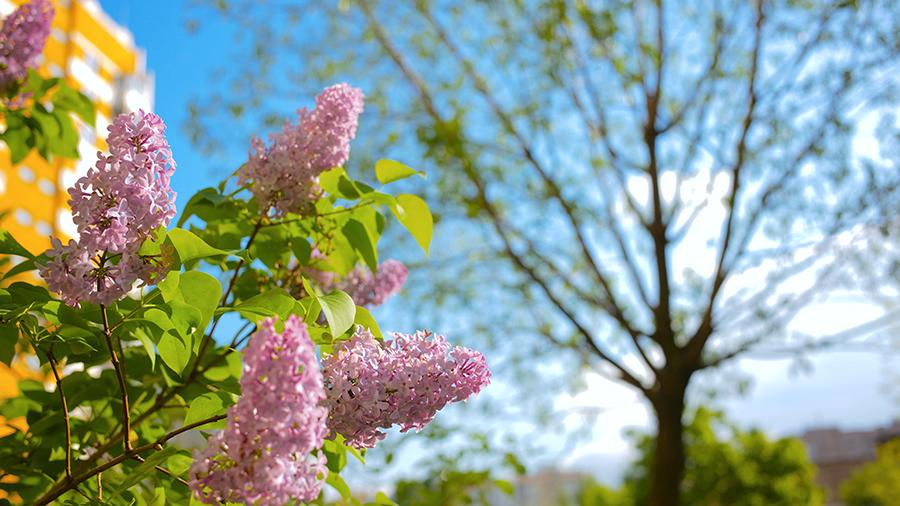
xmin=40 ymin=110 xmax=175 ymax=307
xmin=312 ymin=259 xmax=408 ymax=308
xmin=238 ymin=83 xmax=364 ymax=215
xmin=322 ymin=329 xmax=491 ymax=449
xmin=68 ymin=111 xmax=176 ymax=254
xmin=190 ymin=316 xmax=329 ymax=505
xmin=0 ymin=0 xmax=53 ymax=90
xmin=38 ymin=238 xmax=154 ymax=307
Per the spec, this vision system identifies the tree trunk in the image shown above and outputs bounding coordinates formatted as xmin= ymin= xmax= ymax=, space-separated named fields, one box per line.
xmin=648 ymin=378 xmax=688 ymax=506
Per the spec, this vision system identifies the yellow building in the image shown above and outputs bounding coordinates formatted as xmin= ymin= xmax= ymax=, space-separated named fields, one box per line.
xmin=0 ymin=0 xmax=153 ymax=441
xmin=0 ymin=0 xmax=153 ymax=258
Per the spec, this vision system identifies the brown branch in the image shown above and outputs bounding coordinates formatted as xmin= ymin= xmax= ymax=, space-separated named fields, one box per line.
xmin=417 ymin=4 xmax=646 ymax=345
xmin=100 ymin=304 xmax=131 ymax=452
xmin=686 ymin=0 xmax=765 ymax=365
xmin=656 ymin=10 xmax=724 ymax=135
xmin=358 ymin=1 xmax=650 ymax=393
xmin=131 ymin=455 xmax=190 ymax=487
xmin=45 ymin=348 xmax=72 ymax=482
xmin=555 ymin=23 xmax=654 ymax=312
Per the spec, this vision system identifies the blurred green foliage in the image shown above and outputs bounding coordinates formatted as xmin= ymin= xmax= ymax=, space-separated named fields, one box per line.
xmin=840 ymin=438 xmax=900 ymax=506
xmin=0 ymin=69 xmax=94 ymax=164
xmin=569 ymin=408 xmax=825 ymax=506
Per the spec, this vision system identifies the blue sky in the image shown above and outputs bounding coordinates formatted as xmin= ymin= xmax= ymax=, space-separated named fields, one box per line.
xmin=100 ymin=0 xmax=239 ymax=200
xmin=99 ymin=0 xmax=899 ymax=485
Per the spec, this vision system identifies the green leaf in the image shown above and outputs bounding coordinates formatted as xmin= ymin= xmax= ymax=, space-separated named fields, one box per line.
xmin=108 ymin=446 xmax=178 ymax=499
xmin=342 ymin=218 xmax=378 ymax=272
xmin=169 ymin=300 xmax=203 ymax=339
xmin=2 ymin=253 xmax=47 ymax=280
xmin=326 ymin=473 xmax=352 ymax=501
xmin=392 ymin=194 xmax=433 ymax=254
xmin=166 ymin=228 xmax=228 ymax=264
xmin=51 ymin=83 xmax=95 ymax=126
xmin=134 ymin=327 xmax=156 ymax=370
xmin=167 ymin=451 xmax=194 ymax=475
xmin=291 ymin=238 xmax=312 ymax=265
xmin=323 ymin=439 xmax=347 ymax=473
xmin=50 ymin=108 xmax=79 ymax=158
xmin=158 ymin=333 xmax=190 ymax=375
xmin=0 ymin=229 xmax=34 ymax=258
xmin=0 ymin=321 xmax=17 ymax=366
xmin=230 ymin=288 xmax=295 ymax=321
xmin=353 ymin=306 xmax=382 ymax=338
xmin=174 ymin=271 xmax=221 ymax=329
xmin=319 ymin=290 xmax=356 ymax=337
xmin=184 ymin=392 xmax=232 ymax=427
xmin=252 ymin=225 xmax=291 ymax=269
xmin=1 ymin=124 xmax=33 ymax=164
xmin=494 ymin=479 xmax=515 ymax=495
xmin=372 ymin=492 xmax=399 ymax=505
xmin=375 ymin=159 xmax=424 ymax=185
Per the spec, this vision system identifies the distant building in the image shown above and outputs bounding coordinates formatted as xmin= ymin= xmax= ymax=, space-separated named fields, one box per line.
xmin=800 ymin=420 xmax=900 ymax=506
xmin=487 ymin=469 xmax=588 ymax=506
xmin=0 ymin=0 xmax=153 ymax=259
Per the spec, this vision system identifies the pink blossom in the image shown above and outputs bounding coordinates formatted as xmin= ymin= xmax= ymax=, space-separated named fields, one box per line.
xmin=38 ymin=238 xmax=154 ymax=307
xmin=322 ymin=329 xmax=491 ymax=449
xmin=0 ymin=0 xmax=53 ymax=90
xmin=68 ymin=110 xmax=176 ymax=254
xmin=237 ymin=83 xmax=364 ymax=215
xmin=315 ymin=259 xmax=408 ymax=308
xmin=190 ymin=316 xmax=329 ymax=505
xmin=40 ymin=110 xmax=175 ymax=307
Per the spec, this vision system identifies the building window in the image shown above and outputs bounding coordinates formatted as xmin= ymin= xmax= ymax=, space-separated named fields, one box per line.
xmin=35 ymin=220 xmax=52 ymax=236
xmin=38 ymin=178 xmax=56 ymax=196
xmin=14 ymin=209 xmax=32 ymax=226
xmin=17 ymin=166 xmax=36 ymax=183
xmin=85 ymin=52 xmax=101 ymax=73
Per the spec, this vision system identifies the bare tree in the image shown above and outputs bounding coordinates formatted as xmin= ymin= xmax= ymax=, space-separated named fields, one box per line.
xmin=187 ymin=0 xmax=900 ymax=504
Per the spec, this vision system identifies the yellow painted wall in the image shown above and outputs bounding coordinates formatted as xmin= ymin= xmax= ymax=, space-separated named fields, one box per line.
xmin=0 ymin=1 xmax=150 ymax=465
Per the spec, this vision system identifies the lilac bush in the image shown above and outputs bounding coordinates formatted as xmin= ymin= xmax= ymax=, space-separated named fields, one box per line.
xmin=1 ymin=80 xmax=488 ymax=506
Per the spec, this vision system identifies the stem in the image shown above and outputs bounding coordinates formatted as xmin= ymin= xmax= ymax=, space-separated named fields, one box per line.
xmin=109 ymin=291 xmax=161 ymax=333
xmin=46 ymin=348 xmax=72 ymax=482
xmin=199 ymin=216 xmax=264 ymax=358
xmin=34 ymin=414 xmax=226 ymax=505
xmin=259 ymin=200 xmax=374 ymax=228
xmin=131 ymin=455 xmax=190 ymax=487
xmin=100 ymin=304 xmax=131 ymax=452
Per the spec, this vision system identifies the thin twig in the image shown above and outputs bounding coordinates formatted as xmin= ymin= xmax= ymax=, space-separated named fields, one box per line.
xmin=260 ymin=200 xmax=375 ymax=227
xmin=109 ymin=291 xmax=161 ymax=333
xmin=100 ymin=304 xmax=131 ymax=452
xmin=131 ymin=455 xmax=190 ymax=487
xmin=46 ymin=348 xmax=72 ymax=482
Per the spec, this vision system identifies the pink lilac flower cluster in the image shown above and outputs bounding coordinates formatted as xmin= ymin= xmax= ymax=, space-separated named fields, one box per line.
xmin=333 ymin=259 xmax=408 ymax=307
xmin=69 ymin=111 xmax=176 ymax=253
xmin=322 ymin=328 xmax=491 ymax=449
xmin=310 ymin=259 xmax=407 ymax=308
xmin=0 ymin=0 xmax=53 ymax=90
xmin=39 ymin=111 xmax=176 ymax=307
xmin=190 ymin=316 xmax=329 ymax=505
xmin=237 ymin=84 xmax=364 ymax=216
